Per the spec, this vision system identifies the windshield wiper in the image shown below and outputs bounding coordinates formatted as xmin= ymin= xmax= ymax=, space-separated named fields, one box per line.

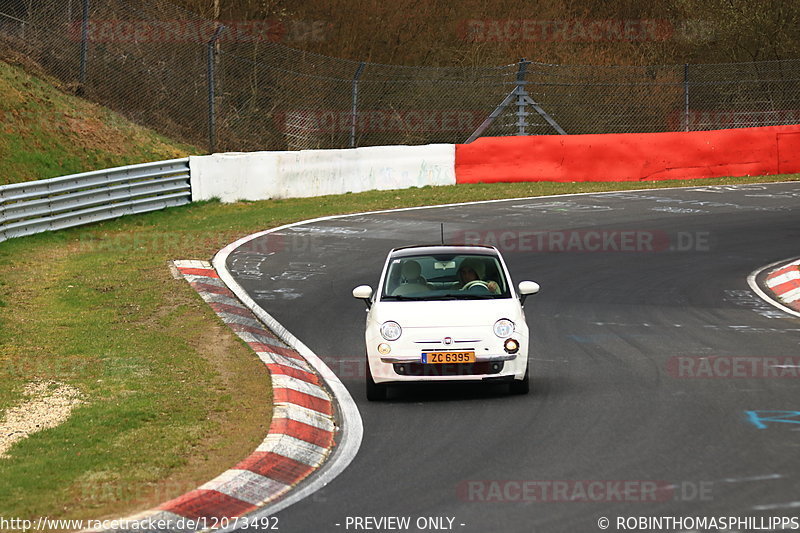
xmin=382 ymin=293 xmax=501 ymax=301
xmin=415 ymin=294 xmax=499 ymax=300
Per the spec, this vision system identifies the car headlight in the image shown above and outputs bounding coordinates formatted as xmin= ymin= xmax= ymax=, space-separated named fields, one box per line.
xmin=380 ymin=321 xmax=402 ymax=341
xmin=494 ymin=319 xmax=515 ymax=338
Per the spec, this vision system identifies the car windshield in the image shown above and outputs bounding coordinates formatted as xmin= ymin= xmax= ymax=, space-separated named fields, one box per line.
xmin=380 ymin=253 xmax=511 ymax=301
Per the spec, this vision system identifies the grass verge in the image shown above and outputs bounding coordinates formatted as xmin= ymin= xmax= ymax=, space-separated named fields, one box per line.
xmin=0 ymin=173 xmax=797 ymax=524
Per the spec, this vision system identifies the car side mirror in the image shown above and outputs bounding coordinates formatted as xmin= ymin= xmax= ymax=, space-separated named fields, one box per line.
xmin=352 ymin=285 xmax=373 ymax=308
xmin=518 ymin=281 xmax=540 ymax=305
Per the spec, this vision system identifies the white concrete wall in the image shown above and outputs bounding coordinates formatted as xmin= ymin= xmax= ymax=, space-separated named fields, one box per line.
xmin=190 ymin=144 xmax=456 ymax=203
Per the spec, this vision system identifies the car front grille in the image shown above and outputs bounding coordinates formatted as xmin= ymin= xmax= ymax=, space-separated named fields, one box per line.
xmin=392 ymin=361 xmax=504 ymax=376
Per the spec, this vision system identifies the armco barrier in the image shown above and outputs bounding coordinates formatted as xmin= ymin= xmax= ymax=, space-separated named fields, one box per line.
xmin=4 ymin=124 xmax=799 ymax=242
xmin=455 ymin=124 xmax=800 ymax=183
xmin=190 ymin=144 xmax=456 ymax=202
xmin=0 ymin=158 xmax=191 ymax=243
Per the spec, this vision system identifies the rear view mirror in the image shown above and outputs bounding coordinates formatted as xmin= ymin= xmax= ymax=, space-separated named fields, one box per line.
xmin=518 ymin=281 xmax=540 ymax=305
xmin=352 ymin=285 xmax=373 ymax=308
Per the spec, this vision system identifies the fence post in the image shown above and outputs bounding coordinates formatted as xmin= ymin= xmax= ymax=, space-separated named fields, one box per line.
xmin=683 ymin=63 xmax=690 ymax=132
xmin=515 ymin=58 xmax=530 ymax=136
xmin=78 ymin=0 xmax=89 ymax=93
xmin=350 ymin=62 xmax=366 ymax=149
xmin=207 ymin=25 xmax=225 ymax=154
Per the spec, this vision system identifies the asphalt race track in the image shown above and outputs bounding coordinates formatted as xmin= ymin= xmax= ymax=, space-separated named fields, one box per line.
xmin=226 ymin=183 xmax=800 ymax=533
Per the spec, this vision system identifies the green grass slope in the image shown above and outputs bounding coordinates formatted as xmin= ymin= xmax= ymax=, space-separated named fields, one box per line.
xmin=0 ymin=59 xmax=200 ymax=186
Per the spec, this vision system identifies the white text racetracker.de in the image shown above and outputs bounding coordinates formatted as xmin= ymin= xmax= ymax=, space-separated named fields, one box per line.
xmin=339 ymin=516 xmax=462 ymax=530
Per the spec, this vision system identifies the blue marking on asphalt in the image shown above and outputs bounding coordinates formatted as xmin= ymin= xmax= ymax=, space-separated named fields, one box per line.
xmin=745 ymin=410 xmax=800 ymax=429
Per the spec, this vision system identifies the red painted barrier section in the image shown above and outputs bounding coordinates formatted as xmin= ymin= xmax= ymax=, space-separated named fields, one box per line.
xmin=455 ymin=124 xmax=800 ymax=183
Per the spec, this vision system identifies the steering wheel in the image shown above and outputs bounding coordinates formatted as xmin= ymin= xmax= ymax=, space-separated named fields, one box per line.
xmin=462 ymin=280 xmax=490 ymax=291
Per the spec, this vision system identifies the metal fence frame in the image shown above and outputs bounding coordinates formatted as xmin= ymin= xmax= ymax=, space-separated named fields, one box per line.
xmin=2 ymin=1 xmax=799 ymax=153
xmin=0 ymin=158 xmax=191 ymax=243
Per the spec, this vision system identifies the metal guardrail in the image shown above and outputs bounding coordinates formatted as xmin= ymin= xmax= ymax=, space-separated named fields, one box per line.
xmin=0 ymin=158 xmax=191 ymax=243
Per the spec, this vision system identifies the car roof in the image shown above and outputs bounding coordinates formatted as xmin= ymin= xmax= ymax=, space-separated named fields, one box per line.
xmin=389 ymin=244 xmax=501 ymax=258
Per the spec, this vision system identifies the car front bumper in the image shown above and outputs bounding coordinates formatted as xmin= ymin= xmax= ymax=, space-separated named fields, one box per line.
xmin=367 ymin=346 xmax=528 ymax=384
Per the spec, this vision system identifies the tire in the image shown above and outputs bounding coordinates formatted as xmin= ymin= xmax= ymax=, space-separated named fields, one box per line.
xmin=366 ymin=356 xmax=388 ymax=401
xmin=509 ymin=365 xmax=530 ymax=395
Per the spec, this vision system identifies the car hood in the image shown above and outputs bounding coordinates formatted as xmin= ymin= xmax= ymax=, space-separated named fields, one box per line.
xmin=371 ymin=299 xmax=524 ymax=328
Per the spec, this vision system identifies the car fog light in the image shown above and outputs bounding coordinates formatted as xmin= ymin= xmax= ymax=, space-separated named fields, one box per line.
xmin=395 ymin=364 xmax=406 ymax=374
xmin=378 ymin=343 xmax=391 ymax=355
xmin=504 ymin=338 xmax=520 ymax=354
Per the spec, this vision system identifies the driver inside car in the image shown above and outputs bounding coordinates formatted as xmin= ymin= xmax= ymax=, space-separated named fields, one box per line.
xmin=457 ymin=258 xmax=500 ymax=294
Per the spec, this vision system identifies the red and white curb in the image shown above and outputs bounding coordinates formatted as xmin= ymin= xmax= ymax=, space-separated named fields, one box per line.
xmin=211 ymin=227 xmax=363 ymax=527
xmin=765 ymin=259 xmax=800 ymax=312
xmin=86 ymin=260 xmax=338 ymax=532
xmin=748 ymin=257 xmax=800 ymax=319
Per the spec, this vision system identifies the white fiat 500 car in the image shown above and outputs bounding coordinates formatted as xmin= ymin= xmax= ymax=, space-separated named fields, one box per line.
xmin=352 ymin=245 xmax=539 ymax=400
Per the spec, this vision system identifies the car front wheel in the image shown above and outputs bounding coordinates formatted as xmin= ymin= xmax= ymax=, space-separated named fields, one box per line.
xmin=509 ymin=366 xmax=530 ymax=395
xmin=366 ymin=355 xmax=388 ymax=401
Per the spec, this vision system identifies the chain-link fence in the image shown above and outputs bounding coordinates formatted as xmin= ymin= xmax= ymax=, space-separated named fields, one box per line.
xmin=2 ymin=0 xmax=799 ymax=153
